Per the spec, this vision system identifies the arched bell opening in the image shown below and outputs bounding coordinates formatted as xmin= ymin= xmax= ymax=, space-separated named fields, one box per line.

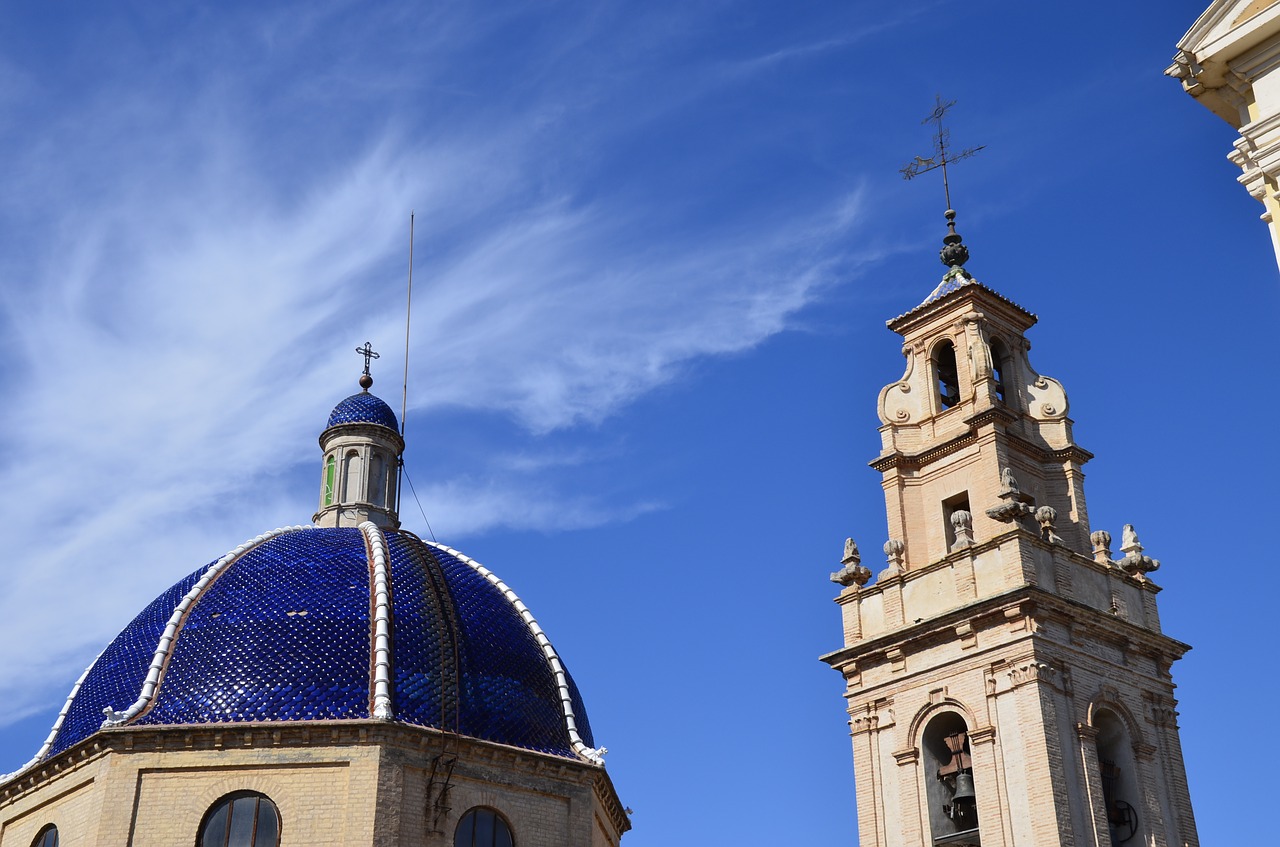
xmin=1095 ymin=709 xmax=1142 ymax=845
xmin=989 ymin=337 xmax=1009 ymax=406
xmin=932 ymin=340 xmax=961 ymax=412
xmin=922 ymin=711 xmax=979 ymax=843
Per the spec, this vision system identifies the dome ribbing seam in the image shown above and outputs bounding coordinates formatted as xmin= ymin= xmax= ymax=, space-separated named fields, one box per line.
xmin=424 ymin=541 xmax=607 ymax=767
xmin=101 ymin=525 xmax=311 ymax=729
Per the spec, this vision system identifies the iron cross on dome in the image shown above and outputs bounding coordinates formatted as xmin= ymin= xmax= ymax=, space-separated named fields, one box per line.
xmin=356 ymin=342 xmax=380 ymax=389
xmin=356 ymin=342 xmax=380 ymax=376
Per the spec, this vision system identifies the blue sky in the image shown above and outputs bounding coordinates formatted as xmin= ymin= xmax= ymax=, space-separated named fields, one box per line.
xmin=0 ymin=1 xmax=1274 ymax=844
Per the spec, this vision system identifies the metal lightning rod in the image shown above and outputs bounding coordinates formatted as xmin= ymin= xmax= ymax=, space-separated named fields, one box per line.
xmin=397 ymin=212 xmax=414 ymax=515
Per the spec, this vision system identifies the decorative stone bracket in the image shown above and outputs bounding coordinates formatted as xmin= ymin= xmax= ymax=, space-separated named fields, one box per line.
xmin=831 ymin=537 xmax=873 ymax=587
xmin=985 ymin=467 xmax=1043 ymax=530
xmin=1090 ymin=525 xmax=1160 ymax=582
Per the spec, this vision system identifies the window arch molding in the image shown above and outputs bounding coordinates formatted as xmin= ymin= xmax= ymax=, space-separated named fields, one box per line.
xmin=907 ymin=698 xmax=978 ymax=746
xmin=197 ymin=790 xmax=280 ymax=847
xmin=30 ymin=824 xmax=58 ymax=847
xmin=340 ymin=449 xmax=362 ymax=503
xmin=1085 ymin=686 xmax=1147 ymax=748
xmin=454 ymin=806 xmax=515 ymax=847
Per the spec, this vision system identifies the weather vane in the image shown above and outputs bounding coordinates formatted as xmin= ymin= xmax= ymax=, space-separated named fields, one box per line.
xmin=356 ymin=341 xmax=380 ymax=390
xmin=901 ymin=96 xmax=984 ymax=269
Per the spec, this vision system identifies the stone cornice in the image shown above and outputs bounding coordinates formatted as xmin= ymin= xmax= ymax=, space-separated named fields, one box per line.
xmin=317 ymin=421 xmax=405 ymax=452
xmin=1005 ymin=433 xmax=1093 ymax=467
xmin=821 ymin=582 xmax=1190 ymax=681
xmin=1177 ymin=1 xmax=1280 ymax=67
xmin=964 ymin=404 xmax=1020 ymax=429
xmin=870 ymin=430 xmax=977 ymax=472
xmin=592 ymin=768 xmax=634 ymax=837
xmin=886 ymin=281 xmax=1037 ymax=336
xmin=0 ymin=720 xmax=609 ymax=809
xmin=870 ymin=414 xmax=1091 ymax=474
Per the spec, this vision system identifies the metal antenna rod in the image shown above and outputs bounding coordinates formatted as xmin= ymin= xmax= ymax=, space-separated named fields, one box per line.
xmin=397 ymin=212 xmax=415 ymax=515
xmin=401 ymin=212 xmax=414 ymax=437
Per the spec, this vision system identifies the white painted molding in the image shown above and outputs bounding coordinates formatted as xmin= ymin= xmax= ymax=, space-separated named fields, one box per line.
xmin=360 ymin=521 xmax=395 ymax=721
xmin=100 ymin=525 xmax=311 ymax=729
xmin=426 ymin=541 xmax=608 ymax=766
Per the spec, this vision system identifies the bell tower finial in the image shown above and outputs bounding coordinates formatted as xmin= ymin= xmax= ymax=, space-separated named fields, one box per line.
xmin=901 ymin=96 xmax=983 ymax=271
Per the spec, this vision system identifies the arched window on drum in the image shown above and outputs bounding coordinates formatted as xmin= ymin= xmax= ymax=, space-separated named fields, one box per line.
xmin=198 ymin=792 xmax=280 ymax=847
xmin=455 ymin=807 xmax=514 ymax=847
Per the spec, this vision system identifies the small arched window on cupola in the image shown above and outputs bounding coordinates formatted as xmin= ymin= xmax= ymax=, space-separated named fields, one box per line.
xmin=31 ymin=825 xmax=58 ymax=847
xmin=323 ymin=454 xmax=337 ymax=507
xmin=932 ymin=340 xmax=961 ymax=411
xmin=989 ymin=337 xmax=1010 ymax=405
xmin=1094 ymin=709 xmax=1142 ymax=845
xmin=342 ymin=450 xmax=362 ymax=502
xmin=922 ymin=712 xmax=979 ymax=842
xmin=369 ymin=453 xmax=387 ymax=507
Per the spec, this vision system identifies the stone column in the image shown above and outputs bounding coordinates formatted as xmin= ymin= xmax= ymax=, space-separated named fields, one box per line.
xmin=893 ymin=747 xmax=926 ymax=847
xmin=968 ymin=726 xmax=1009 ymax=847
xmin=1074 ymin=723 xmax=1108 ymax=847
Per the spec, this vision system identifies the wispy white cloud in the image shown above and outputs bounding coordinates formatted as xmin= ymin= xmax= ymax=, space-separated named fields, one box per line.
xmin=0 ymin=4 xmax=888 ymax=733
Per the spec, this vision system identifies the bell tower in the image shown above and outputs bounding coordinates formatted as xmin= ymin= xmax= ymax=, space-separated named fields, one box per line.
xmin=822 ymin=219 xmax=1199 ymax=847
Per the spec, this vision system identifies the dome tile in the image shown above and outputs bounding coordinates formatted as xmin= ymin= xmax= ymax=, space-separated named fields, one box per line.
xmin=28 ymin=527 xmax=599 ymax=772
xmin=326 ymin=393 xmax=399 ymax=431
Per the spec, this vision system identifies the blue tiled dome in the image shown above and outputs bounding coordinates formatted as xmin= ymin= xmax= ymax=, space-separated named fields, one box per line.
xmin=38 ymin=527 xmax=596 ymax=763
xmin=327 ymin=392 xmax=399 ymax=431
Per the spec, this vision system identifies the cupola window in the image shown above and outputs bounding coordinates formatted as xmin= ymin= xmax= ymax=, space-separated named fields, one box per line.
xmin=31 ymin=825 xmax=57 ymax=847
xmin=323 ymin=454 xmax=336 ymax=507
xmin=342 ymin=450 xmax=361 ymax=502
xmin=370 ymin=453 xmax=387 ymax=507
xmin=455 ymin=807 xmax=515 ymax=847
xmin=933 ymin=340 xmax=961 ymax=410
xmin=199 ymin=792 xmax=280 ymax=847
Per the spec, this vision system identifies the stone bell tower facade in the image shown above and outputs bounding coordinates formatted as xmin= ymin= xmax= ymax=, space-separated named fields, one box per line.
xmin=822 ymin=231 xmax=1199 ymax=847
